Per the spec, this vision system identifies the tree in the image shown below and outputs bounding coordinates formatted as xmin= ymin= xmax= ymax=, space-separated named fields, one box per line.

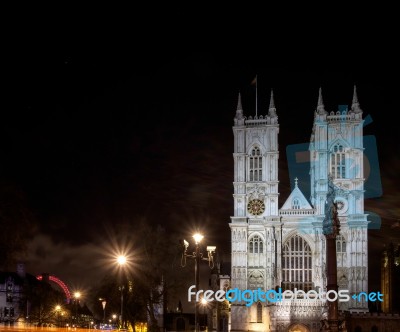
xmin=24 ymin=280 xmax=66 ymax=326
xmin=134 ymin=223 xmax=179 ymax=332
xmin=89 ymin=274 xmax=146 ymax=329
xmin=90 ymin=221 xmax=191 ymax=332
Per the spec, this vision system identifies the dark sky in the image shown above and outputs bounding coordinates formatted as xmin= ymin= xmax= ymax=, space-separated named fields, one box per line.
xmin=2 ymin=30 xmax=400 ymax=301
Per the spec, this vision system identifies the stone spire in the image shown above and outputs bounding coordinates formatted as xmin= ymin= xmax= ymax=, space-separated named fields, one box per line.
xmin=268 ymin=89 xmax=277 ymax=117
xmin=236 ymin=92 xmax=243 ymax=119
xmin=317 ymin=87 xmax=327 ymax=115
xmin=234 ymin=92 xmax=245 ymax=126
xmin=351 ymin=85 xmax=362 ymax=113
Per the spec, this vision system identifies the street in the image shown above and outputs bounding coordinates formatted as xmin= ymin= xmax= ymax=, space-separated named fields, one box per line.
xmin=0 ymin=328 xmax=116 ymax=332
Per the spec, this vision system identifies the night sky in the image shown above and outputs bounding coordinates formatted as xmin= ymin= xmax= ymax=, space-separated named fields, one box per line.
xmin=3 ymin=31 xmax=400 ymax=302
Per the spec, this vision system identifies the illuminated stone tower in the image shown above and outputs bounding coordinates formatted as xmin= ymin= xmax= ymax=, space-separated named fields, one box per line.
xmin=309 ymin=86 xmax=369 ymax=313
xmin=230 ymin=90 xmax=280 ymax=332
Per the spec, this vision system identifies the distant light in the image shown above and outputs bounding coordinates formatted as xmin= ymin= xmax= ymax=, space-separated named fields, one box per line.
xmin=193 ymin=233 xmax=204 ymax=244
xmin=74 ymin=292 xmax=81 ymax=299
xmin=117 ymin=255 xmax=127 ymax=265
xmin=201 ymin=298 xmax=207 ymax=305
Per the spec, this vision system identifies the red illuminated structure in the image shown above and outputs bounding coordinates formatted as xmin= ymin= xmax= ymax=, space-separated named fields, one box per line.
xmin=36 ymin=274 xmax=72 ymax=303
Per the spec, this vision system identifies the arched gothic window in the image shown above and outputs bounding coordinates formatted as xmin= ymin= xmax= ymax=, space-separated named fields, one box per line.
xmin=249 ymin=147 xmax=262 ymax=181
xmin=282 ymin=235 xmax=313 ymax=291
xmin=330 ymin=144 xmax=346 ymax=179
xmin=249 ymin=235 xmax=263 ymax=253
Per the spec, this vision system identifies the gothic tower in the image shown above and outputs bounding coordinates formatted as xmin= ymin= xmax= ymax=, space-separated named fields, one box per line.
xmin=230 ymin=90 xmax=279 ymax=332
xmin=309 ymin=86 xmax=369 ymax=312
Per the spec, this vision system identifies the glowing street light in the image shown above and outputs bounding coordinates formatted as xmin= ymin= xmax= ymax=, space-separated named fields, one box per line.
xmin=181 ymin=233 xmax=216 ymax=332
xmin=117 ymin=255 xmax=127 ymax=329
xmin=200 ymin=298 xmax=208 ymax=329
xmin=74 ymin=291 xmax=81 ymax=326
xmin=193 ymin=233 xmax=204 ymax=244
xmin=99 ymin=298 xmax=107 ymax=324
xmin=117 ymin=255 xmax=127 ymax=265
xmin=55 ymin=305 xmax=61 ymax=327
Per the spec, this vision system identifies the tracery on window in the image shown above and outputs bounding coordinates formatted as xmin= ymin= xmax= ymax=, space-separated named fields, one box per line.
xmin=282 ymin=235 xmax=313 ymax=291
xmin=330 ymin=144 xmax=346 ymax=179
xmin=249 ymin=147 xmax=262 ymax=181
xmin=249 ymin=235 xmax=263 ymax=254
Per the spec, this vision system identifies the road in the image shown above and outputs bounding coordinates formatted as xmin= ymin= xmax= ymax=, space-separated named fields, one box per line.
xmin=0 ymin=328 xmax=115 ymax=332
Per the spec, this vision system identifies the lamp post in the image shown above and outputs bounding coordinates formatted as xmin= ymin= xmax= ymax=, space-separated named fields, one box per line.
xmin=99 ymin=298 xmax=107 ymax=325
xmin=117 ymin=255 xmax=127 ymax=330
xmin=74 ymin=292 xmax=81 ymax=327
xmin=112 ymin=314 xmax=117 ymax=328
xmin=55 ymin=305 xmax=61 ymax=327
xmin=200 ymin=298 xmax=208 ymax=330
xmin=181 ymin=233 xmax=216 ymax=332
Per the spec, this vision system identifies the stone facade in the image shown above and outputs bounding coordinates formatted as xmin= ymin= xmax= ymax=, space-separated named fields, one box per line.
xmin=230 ymin=87 xmax=369 ymax=332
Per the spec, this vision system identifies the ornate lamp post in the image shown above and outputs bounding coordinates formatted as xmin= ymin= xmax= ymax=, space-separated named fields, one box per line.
xmin=181 ymin=233 xmax=216 ymax=332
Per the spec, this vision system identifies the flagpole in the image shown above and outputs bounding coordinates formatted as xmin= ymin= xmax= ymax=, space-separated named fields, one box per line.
xmin=255 ymin=74 xmax=258 ymax=117
xmin=251 ymin=75 xmax=258 ymax=117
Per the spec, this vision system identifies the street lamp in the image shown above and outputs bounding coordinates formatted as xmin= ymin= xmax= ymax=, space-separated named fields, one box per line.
xmin=74 ymin=292 xmax=81 ymax=327
xmin=55 ymin=305 xmax=61 ymax=327
xmin=181 ymin=233 xmax=216 ymax=332
xmin=112 ymin=314 xmax=117 ymax=328
xmin=117 ymin=255 xmax=127 ymax=329
xmin=200 ymin=298 xmax=208 ymax=330
xmin=99 ymin=298 xmax=107 ymax=324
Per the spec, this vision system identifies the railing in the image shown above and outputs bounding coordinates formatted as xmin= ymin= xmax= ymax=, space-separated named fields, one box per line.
xmin=279 ymin=209 xmax=315 ymax=216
